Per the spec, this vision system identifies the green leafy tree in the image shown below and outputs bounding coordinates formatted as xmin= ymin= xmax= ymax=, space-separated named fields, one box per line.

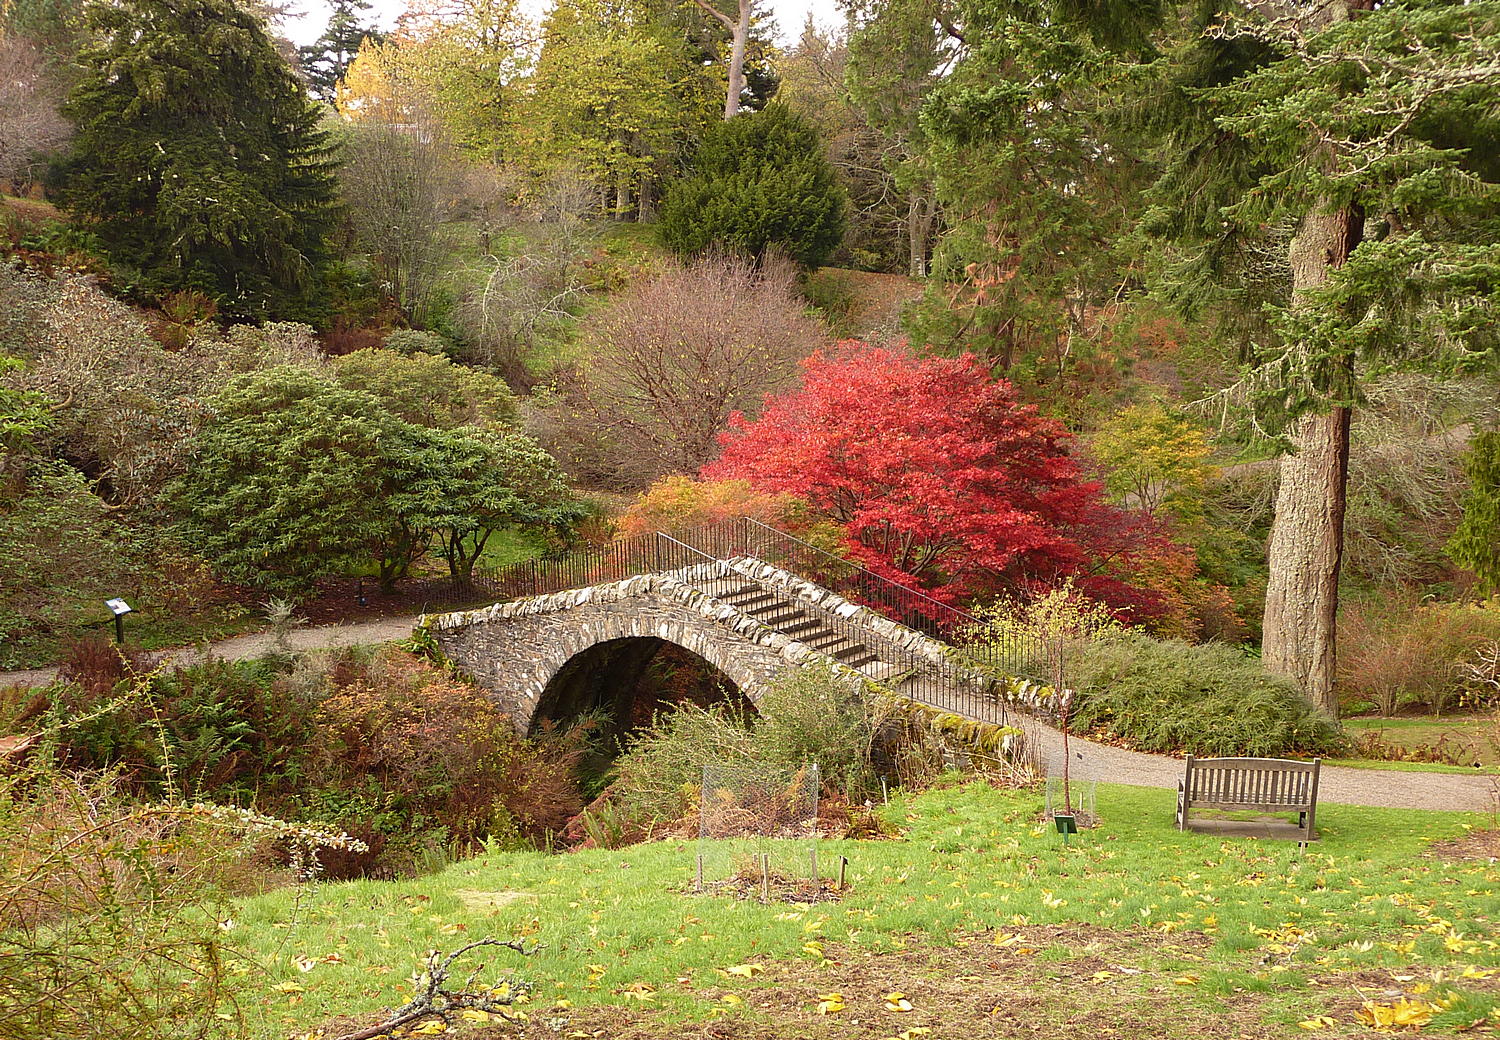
xmin=298 ymin=0 xmax=380 ymax=101
xmin=55 ymin=0 xmax=340 ymax=323
xmin=659 ymin=104 xmax=846 ymax=267
xmin=169 ymin=367 xmax=394 ymax=593
xmin=429 ymin=427 xmax=584 ymax=582
xmin=1450 ymin=431 xmax=1500 ymax=594
xmin=1089 ymin=403 xmax=1219 ymax=522
xmin=508 ymin=0 xmax=719 ymax=217
xmin=367 ymin=424 xmax=582 ymax=590
xmin=329 ymin=348 xmax=517 ymax=429
xmin=385 ymin=0 xmax=536 ymax=159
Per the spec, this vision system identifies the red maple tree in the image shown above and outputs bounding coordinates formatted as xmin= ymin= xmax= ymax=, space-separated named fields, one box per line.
xmin=704 ymin=342 xmax=1158 ymax=610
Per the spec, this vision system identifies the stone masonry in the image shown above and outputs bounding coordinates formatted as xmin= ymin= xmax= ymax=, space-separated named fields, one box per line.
xmin=419 ymin=569 xmax=846 ymax=732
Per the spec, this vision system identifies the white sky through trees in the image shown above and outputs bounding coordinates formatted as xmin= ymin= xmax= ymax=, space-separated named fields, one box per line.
xmin=281 ymin=0 xmax=845 ymax=48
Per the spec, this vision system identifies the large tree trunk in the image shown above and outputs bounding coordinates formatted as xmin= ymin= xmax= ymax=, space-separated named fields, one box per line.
xmin=1261 ymin=203 xmax=1363 ymax=713
xmin=1262 ymin=406 xmax=1352 ymax=712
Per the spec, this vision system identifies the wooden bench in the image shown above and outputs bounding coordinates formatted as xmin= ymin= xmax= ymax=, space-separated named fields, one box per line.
xmin=1176 ymin=756 xmax=1321 ymax=842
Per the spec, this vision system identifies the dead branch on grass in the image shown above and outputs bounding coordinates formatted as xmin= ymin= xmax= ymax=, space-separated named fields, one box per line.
xmin=331 ymin=938 xmax=537 ymax=1040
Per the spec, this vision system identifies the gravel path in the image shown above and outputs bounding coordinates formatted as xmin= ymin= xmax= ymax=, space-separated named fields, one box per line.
xmin=5 ymin=616 xmax=1493 ymax=812
xmin=0 ymin=615 xmax=422 ymax=690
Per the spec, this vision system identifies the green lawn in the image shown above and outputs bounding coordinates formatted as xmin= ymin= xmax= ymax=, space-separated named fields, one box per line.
xmin=1343 ymin=714 xmax=1499 ymax=769
xmin=230 ymin=782 xmax=1500 ymax=1039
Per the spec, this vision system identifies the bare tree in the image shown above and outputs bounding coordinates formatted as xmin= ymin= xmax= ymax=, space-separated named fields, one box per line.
xmin=567 ymin=253 xmax=824 ymax=486
xmin=457 ymin=166 xmax=599 ymax=387
xmin=0 ymin=36 xmax=70 ymax=190
xmin=339 ymin=96 xmax=457 ymax=326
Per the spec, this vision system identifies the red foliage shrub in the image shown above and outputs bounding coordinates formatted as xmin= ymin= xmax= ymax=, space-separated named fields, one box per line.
xmin=56 ymin=635 xmax=152 ymax=700
xmin=320 ymin=324 xmax=386 ymax=357
xmin=705 ymin=342 xmax=1159 ymax=609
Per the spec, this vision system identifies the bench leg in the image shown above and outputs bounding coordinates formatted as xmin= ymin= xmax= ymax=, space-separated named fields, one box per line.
xmin=1176 ymin=783 xmax=1187 ymax=831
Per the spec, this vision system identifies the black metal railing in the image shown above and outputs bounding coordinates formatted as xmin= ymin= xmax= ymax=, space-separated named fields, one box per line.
xmin=650 ymin=532 xmax=1009 ymax=725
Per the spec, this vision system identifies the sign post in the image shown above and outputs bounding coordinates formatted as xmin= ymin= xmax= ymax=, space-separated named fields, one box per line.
xmin=105 ymin=598 xmax=133 ymax=645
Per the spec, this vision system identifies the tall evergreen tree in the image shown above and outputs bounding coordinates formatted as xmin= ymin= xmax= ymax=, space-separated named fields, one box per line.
xmin=299 ymin=0 xmax=379 ymax=102
xmin=1143 ymin=0 xmax=1500 ymax=711
xmin=56 ymin=0 xmax=341 ymax=323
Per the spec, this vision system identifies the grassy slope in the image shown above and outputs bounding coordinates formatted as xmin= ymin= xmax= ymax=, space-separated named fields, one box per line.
xmin=234 ymin=782 xmax=1500 ymax=1039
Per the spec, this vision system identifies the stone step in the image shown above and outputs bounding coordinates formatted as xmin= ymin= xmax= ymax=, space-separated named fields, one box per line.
xmin=722 ymin=589 xmax=779 ymax=611
xmin=752 ymin=605 xmax=806 ymax=627
xmin=831 ymin=641 xmax=874 ymax=663
xmin=779 ymin=617 xmax=825 ymax=638
xmin=803 ymin=630 xmax=846 ymax=650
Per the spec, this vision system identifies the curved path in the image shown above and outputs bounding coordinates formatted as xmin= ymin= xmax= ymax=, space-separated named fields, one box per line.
xmin=1024 ymin=715 xmax=1496 ymax=812
xmin=4 ymin=617 xmax=1493 ymax=811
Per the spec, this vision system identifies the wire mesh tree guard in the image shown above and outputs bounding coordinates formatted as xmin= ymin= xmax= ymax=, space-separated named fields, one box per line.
xmin=694 ymin=762 xmax=839 ymax=902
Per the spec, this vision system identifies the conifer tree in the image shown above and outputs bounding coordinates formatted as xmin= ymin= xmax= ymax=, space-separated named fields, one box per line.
xmin=55 ymin=0 xmax=340 ymax=323
xmin=299 ymin=0 xmax=380 ymax=102
xmin=1451 ymin=432 xmax=1500 ymax=594
xmin=660 ymin=104 xmax=845 ymax=267
xmin=1143 ymin=0 xmax=1500 ymax=710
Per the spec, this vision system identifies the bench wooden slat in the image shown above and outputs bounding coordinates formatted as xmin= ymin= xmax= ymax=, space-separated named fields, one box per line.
xmin=1177 ymin=756 xmax=1320 ymax=842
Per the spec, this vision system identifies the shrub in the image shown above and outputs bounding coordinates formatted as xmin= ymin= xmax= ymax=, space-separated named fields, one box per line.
xmin=384 ymin=328 xmax=453 ymax=356
xmin=45 ymin=652 xmax=318 ymax=800
xmin=302 ymin=649 xmax=584 ymax=868
xmin=660 ymin=105 xmax=846 ymax=268
xmin=1337 ymin=597 xmax=1500 ymax=716
xmin=615 ymin=477 xmax=802 ymax=539
xmin=0 ymin=758 xmax=363 ymax=1040
xmin=1067 ymin=631 xmax=1344 ymax=757
xmin=611 ymin=701 xmax=755 ymax=827
xmin=753 ymin=664 xmax=890 ymax=800
xmin=611 ymin=665 xmax=891 ymax=828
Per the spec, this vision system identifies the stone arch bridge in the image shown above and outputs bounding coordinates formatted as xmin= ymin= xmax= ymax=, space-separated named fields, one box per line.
xmin=419 ymin=522 xmax=1055 ymax=735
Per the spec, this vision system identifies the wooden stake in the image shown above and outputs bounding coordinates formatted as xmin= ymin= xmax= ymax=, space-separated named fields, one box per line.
xmin=837 ymin=855 xmax=848 ymax=891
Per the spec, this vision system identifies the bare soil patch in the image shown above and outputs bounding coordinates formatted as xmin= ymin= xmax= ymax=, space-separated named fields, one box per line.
xmin=689 ymin=869 xmax=845 ymax=905
xmin=1427 ymin=826 xmax=1500 ymax=862
xmin=452 ymin=927 xmax=1286 ymax=1040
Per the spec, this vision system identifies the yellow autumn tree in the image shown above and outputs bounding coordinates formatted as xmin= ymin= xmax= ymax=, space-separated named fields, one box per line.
xmin=1089 ymin=403 xmax=1220 ymax=522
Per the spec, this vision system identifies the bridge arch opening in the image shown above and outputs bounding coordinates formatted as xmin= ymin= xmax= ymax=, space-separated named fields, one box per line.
xmin=530 ymin=637 xmax=757 ymax=752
